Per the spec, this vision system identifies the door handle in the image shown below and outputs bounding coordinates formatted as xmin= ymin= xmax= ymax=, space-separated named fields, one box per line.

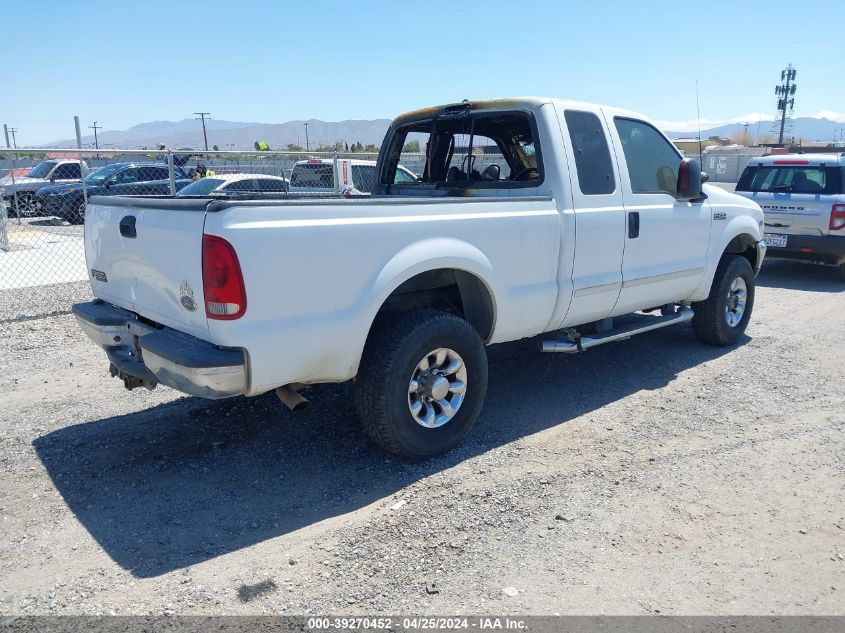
xmin=119 ymin=215 xmax=137 ymax=239
xmin=628 ymin=211 xmax=640 ymax=239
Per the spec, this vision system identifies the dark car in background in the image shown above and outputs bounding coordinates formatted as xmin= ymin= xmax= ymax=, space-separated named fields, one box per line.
xmin=35 ymin=162 xmax=192 ymax=223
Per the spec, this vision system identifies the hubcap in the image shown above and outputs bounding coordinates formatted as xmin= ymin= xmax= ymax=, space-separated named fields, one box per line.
xmin=408 ymin=347 xmax=467 ymax=429
xmin=725 ymin=276 xmax=747 ymax=327
xmin=17 ymin=194 xmax=36 ymax=215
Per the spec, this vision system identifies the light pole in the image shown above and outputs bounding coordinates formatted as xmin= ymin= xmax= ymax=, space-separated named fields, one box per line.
xmin=304 ymin=122 xmax=309 ymax=152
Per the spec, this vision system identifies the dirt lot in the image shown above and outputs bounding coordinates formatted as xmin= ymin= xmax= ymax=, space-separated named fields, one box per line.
xmin=0 ymin=260 xmax=843 ymax=616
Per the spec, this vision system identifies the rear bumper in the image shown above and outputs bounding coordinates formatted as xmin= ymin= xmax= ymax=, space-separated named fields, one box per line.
xmin=72 ymin=300 xmax=247 ymax=399
xmin=764 ymin=234 xmax=845 ymax=265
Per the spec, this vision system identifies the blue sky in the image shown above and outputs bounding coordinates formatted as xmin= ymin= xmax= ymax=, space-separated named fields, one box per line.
xmin=4 ymin=0 xmax=845 ymax=145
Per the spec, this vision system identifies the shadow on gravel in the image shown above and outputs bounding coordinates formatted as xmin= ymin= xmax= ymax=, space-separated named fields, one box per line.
xmin=756 ymin=260 xmax=844 ymax=293
xmin=34 ymin=324 xmax=744 ymax=578
xmin=28 ymin=218 xmax=67 ymax=227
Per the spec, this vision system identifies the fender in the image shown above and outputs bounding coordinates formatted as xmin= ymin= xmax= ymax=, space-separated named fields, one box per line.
xmin=344 ymin=238 xmax=502 ymax=375
xmin=368 ymin=237 xmax=500 ymax=328
xmin=691 ymin=213 xmax=763 ymax=301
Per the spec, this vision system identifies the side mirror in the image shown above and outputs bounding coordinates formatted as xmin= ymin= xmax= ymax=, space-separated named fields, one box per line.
xmin=49 ymin=175 xmax=56 ymax=183
xmin=676 ymin=158 xmax=703 ymax=201
xmin=104 ymin=180 xmax=112 ymax=188
xmin=701 ymin=171 xmax=709 ymax=184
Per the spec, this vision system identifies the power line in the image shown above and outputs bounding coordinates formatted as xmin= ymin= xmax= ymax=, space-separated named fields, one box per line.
xmin=194 ymin=112 xmax=211 ymax=152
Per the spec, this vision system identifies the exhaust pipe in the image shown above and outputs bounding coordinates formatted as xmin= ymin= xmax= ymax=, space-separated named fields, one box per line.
xmin=275 ymin=384 xmax=310 ymax=412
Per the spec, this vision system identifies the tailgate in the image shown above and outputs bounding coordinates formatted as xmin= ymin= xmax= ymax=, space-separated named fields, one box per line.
xmin=759 ymin=194 xmax=833 ymax=237
xmin=84 ymin=196 xmax=211 ymax=339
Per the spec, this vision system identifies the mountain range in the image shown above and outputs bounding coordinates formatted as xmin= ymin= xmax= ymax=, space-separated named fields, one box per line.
xmin=45 ymin=118 xmax=392 ymax=150
xmin=42 ymin=115 xmax=845 ymax=150
xmin=663 ymin=117 xmax=843 ymax=142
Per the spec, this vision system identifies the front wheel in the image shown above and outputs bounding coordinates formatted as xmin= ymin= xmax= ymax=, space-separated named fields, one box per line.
xmin=692 ymin=255 xmax=755 ymax=346
xmin=355 ymin=309 xmax=488 ymax=459
xmin=13 ymin=193 xmax=38 ymax=216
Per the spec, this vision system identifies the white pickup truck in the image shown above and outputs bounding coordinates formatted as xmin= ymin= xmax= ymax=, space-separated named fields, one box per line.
xmin=73 ymin=97 xmax=766 ymax=458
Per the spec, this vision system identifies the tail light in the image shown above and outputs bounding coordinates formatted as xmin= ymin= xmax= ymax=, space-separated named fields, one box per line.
xmin=830 ymin=204 xmax=845 ymax=231
xmin=202 ymin=234 xmax=246 ymax=320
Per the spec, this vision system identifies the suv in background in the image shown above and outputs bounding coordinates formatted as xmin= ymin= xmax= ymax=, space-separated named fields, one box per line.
xmin=35 ymin=162 xmax=192 ymax=224
xmin=0 ymin=159 xmax=88 ymax=216
xmin=289 ymin=158 xmax=416 ymax=194
xmin=735 ymin=153 xmax=845 ymax=279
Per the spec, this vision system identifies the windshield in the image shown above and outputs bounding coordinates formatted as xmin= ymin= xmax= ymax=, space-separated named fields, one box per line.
xmin=84 ymin=164 xmax=126 ymax=186
xmin=27 ymin=161 xmax=58 ymax=179
xmin=176 ymin=178 xmax=225 ymax=196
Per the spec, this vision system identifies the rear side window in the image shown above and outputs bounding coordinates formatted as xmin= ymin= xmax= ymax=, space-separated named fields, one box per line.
xmin=256 ymin=178 xmax=287 ymax=192
xmin=351 ymin=165 xmax=377 ymax=192
xmin=736 ymin=165 xmax=841 ymax=195
xmin=138 ymin=166 xmax=168 ymax=181
xmin=564 ymin=110 xmax=615 ymax=195
xmin=290 ymin=163 xmax=334 ymax=188
xmin=222 ymin=179 xmax=258 ymax=192
xmin=614 ymin=117 xmax=681 ymax=195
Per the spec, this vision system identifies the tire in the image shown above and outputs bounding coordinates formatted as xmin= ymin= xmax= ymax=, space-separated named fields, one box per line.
xmin=13 ymin=192 xmax=37 ymax=217
xmin=72 ymin=200 xmax=86 ymax=224
xmin=355 ymin=309 xmax=488 ymax=459
xmin=692 ymin=255 xmax=755 ymax=346
xmin=838 ymin=263 xmax=845 ymax=282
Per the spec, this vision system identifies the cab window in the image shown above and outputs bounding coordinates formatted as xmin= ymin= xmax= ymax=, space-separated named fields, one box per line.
xmin=381 ymin=110 xmax=543 ymax=191
xmin=52 ymin=163 xmax=82 ymax=179
xmin=614 ymin=118 xmax=681 ymax=196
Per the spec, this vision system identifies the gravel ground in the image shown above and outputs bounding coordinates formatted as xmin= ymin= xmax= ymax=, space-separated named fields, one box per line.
xmin=0 ymin=260 xmax=843 ymax=616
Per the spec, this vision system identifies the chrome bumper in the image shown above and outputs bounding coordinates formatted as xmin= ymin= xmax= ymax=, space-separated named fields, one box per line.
xmin=755 ymin=239 xmax=767 ymax=276
xmin=72 ymin=300 xmax=247 ymax=399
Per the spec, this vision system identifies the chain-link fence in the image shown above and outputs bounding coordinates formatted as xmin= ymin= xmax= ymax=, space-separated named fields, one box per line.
xmin=0 ymin=147 xmax=430 ymax=318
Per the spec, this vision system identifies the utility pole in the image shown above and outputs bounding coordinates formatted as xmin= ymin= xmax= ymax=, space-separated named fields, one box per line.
xmin=304 ymin=122 xmax=309 ymax=152
xmin=3 ymin=124 xmax=9 ymax=148
xmin=194 ymin=112 xmax=211 ymax=151
xmin=89 ymin=121 xmax=102 ymax=159
xmin=88 ymin=121 xmax=101 ymax=151
xmin=773 ymin=64 xmax=797 ymax=145
xmin=8 ymin=128 xmax=18 ymax=149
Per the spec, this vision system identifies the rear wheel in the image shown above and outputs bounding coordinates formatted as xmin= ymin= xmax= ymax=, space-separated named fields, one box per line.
xmin=839 ymin=263 xmax=845 ymax=282
xmin=692 ymin=255 xmax=755 ymax=345
xmin=355 ymin=309 xmax=488 ymax=459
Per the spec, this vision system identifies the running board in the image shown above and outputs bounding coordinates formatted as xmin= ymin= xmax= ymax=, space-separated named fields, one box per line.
xmin=541 ymin=308 xmax=694 ymax=353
